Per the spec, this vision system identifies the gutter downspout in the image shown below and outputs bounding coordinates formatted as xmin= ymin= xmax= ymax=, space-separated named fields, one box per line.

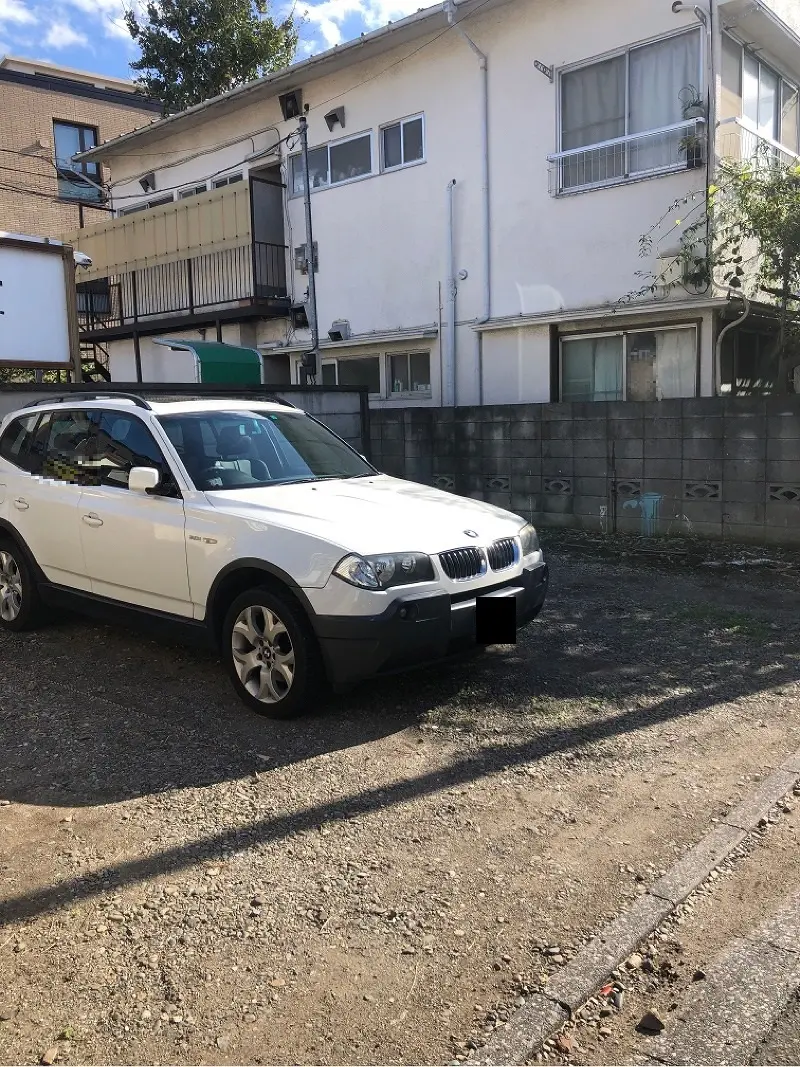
xmin=445 ymin=0 xmax=489 ymax=401
xmin=715 ymin=290 xmax=751 ymax=395
xmin=444 ymin=179 xmax=457 ymax=407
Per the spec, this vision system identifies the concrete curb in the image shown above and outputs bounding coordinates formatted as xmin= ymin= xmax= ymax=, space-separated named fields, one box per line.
xmin=471 ymin=760 xmax=800 ymax=1067
xmin=648 ymin=889 xmax=800 ymax=1065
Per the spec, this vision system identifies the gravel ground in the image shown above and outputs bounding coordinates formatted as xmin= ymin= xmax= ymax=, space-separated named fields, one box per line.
xmin=1 ymin=533 xmax=799 ymax=1067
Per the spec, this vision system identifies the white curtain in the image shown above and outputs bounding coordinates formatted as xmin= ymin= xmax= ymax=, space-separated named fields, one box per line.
xmin=629 ymin=31 xmax=700 ymax=173
xmin=561 ymin=56 xmax=626 ymax=186
xmin=656 ymin=328 xmax=697 ymax=398
xmin=562 ymin=337 xmax=623 ymax=402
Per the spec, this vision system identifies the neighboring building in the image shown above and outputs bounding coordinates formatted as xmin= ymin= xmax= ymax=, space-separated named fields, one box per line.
xmin=65 ymin=0 xmax=800 ymax=404
xmin=0 ymin=56 xmax=161 ymax=236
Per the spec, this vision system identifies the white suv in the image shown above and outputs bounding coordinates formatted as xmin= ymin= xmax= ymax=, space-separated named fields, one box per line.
xmin=0 ymin=395 xmax=548 ymax=718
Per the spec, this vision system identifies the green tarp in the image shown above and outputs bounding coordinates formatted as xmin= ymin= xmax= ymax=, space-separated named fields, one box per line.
xmin=155 ymin=339 xmax=262 ymax=385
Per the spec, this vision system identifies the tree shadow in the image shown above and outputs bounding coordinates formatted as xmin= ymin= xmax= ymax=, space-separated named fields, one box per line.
xmin=0 ymin=552 xmax=798 ymax=926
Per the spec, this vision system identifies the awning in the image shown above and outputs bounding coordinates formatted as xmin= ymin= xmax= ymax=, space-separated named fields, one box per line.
xmin=153 ymin=338 xmax=262 ymax=384
xmin=719 ymin=0 xmax=800 ymax=78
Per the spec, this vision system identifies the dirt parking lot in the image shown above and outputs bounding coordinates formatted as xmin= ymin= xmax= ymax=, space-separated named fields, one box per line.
xmin=1 ymin=533 xmax=799 ymax=1067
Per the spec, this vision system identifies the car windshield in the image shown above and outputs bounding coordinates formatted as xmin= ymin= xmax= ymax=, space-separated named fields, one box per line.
xmin=157 ymin=409 xmax=375 ymax=492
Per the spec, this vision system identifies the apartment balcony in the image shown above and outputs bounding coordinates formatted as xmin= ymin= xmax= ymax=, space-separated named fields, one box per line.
xmin=64 ymin=179 xmax=289 ymax=341
xmin=546 ymin=119 xmax=707 ymax=196
xmin=717 ymin=117 xmax=800 ymax=168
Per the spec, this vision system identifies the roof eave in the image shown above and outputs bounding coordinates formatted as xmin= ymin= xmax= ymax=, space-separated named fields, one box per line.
xmin=76 ymin=0 xmax=493 ymax=164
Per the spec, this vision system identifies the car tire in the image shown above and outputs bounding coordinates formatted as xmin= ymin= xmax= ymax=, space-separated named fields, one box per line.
xmin=0 ymin=538 xmax=42 ymax=632
xmin=221 ymin=586 xmax=325 ymax=719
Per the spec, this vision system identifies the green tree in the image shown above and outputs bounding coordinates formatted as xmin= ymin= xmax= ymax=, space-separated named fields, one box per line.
xmin=629 ymin=152 xmax=800 ymax=394
xmin=124 ymin=0 xmax=299 ymax=116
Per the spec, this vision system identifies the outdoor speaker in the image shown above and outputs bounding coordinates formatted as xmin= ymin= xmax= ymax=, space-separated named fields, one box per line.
xmin=279 ymin=90 xmax=303 ymax=121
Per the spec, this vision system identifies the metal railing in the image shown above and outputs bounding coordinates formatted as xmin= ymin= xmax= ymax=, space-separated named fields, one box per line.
xmin=547 ymin=118 xmax=706 ymax=195
xmin=77 ymin=241 xmax=288 ymax=333
xmin=718 ymin=116 xmax=800 ymax=168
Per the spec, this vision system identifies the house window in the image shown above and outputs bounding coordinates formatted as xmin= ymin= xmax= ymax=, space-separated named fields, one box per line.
xmin=556 ymin=29 xmax=702 ymax=191
xmin=389 ymin=351 xmax=431 ymax=396
xmin=53 ymin=121 xmax=102 ymax=202
xmin=381 ymin=115 xmax=425 ymax=170
xmin=117 ymin=194 xmax=174 ymax=216
xmin=336 ymin=356 xmax=381 ymax=394
xmin=722 ymin=35 xmax=799 ymax=153
xmin=290 ymin=132 xmax=373 ymax=196
xmin=560 ymin=326 xmax=697 ymax=402
xmin=178 ymin=184 xmax=208 ymax=199
xmin=212 ymin=173 xmax=244 ymax=188
xmin=311 ymin=356 xmax=381 ymax=395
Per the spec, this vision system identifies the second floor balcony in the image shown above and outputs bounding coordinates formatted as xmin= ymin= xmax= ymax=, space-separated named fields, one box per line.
xmin=65 ymin=178 xmax=289 ymax=340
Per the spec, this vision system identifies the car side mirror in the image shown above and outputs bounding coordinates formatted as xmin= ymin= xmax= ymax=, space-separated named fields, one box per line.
xmin=129 ymin=466 xmax=161 ymax=493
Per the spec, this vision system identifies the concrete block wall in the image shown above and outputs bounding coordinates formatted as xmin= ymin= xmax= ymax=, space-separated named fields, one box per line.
xmin=369 ymin=398 xmax=800 ymax=546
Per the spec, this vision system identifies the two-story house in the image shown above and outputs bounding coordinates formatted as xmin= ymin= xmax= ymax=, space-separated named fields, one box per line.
xmin=0 ymin=56 xmax=161 ymax=236
xmin=65 ymin=0 xmax=800 ymax=405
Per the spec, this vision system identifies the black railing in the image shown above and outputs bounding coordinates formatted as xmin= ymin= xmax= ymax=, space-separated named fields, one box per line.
xmin=77 ymin=241 xmax=288 ymax=333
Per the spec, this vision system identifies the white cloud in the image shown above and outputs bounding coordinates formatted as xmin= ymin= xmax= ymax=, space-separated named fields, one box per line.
xmin=300 ymin=0 xmax=426 ymax=51
xmin=62 ymin=0 xmax=137 ymax=39
xmin=0 ymin=0 xmax=36 ymax=25
xmin=44 ymin=19 xmax=88 ymax=47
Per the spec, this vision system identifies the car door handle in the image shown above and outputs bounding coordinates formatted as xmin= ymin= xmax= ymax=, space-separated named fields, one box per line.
xmin=82 ymin=513 xmax=103 ymax=527
xmin=13 ymin=498 xmax=29 ymax=511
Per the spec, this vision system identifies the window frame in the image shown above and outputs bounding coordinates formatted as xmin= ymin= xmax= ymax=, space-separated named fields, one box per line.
xmin=388 ymin=350 xmax=432 ymax=398
xmin=212 ymin=173 xmax=244 ymax=188
xmin=288 ymin=130 xmax=374 ymax=198
xmin=177 ymin=183 xmax=209 ymax=200
xmin=90 ymin=409 xmax=181 ymax=496
xmin=559 ymin=324 xmax=699 ymax=402
xmin=117 ymin=194 xmax=175 ymax=217
xmin=380 ymin=114 xmax=426 ymax=172
xmin=724 ymin=33 xmax=800 ymax=151
xmin=53 ymin=119 xmax=103 ymax=202
xmin=553 ymin=27 xmax=704 ymax=194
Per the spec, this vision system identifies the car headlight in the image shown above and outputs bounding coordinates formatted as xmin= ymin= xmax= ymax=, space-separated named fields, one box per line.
xmin=333 ymin=552 xmax=435 ymax=590
xmin=518 ymin=523 xmax=540 ymax=556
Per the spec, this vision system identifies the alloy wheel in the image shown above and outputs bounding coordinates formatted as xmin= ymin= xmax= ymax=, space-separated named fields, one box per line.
xmin=0 ymin=550 xmax=23 ymax=623
xmin=231 ymin=604 xmax=296 ymax=704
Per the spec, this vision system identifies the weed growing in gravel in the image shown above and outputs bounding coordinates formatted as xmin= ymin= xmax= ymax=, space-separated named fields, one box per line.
xmin=673 ymin=604 xmax=771 ymax=641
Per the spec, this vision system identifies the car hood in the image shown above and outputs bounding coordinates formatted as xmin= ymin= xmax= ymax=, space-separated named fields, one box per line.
xmin=205 ymin=474 xmax=527 ymax=555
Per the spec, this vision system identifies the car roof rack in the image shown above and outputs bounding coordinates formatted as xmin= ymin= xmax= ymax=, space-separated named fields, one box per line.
xmin=22 ymin=392 xmax=152 ymax=411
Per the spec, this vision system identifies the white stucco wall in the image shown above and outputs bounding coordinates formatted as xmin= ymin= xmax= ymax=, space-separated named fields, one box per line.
xmin=98 ymin=0 xmax=800 ymax=403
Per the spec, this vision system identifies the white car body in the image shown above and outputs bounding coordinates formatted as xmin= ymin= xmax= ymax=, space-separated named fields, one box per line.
xmin=0 ymin=396 xmax=549 ymax=705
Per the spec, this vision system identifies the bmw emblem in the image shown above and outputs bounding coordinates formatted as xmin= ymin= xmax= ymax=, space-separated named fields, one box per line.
xmin=464 ymin=529 xmax=478 ymax=538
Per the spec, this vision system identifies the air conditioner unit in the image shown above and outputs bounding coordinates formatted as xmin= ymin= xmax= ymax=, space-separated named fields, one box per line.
xmin=294 ymin=242 xmax=318 ymax=274
xmin=328 ymin=319 xmax=351 ymax=342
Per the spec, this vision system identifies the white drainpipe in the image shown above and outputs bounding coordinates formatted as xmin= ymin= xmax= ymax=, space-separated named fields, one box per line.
xmin=445 ymin=0 xmax=490 ymax=400
xmin=444 ymin=178 xmax=457 ymax=407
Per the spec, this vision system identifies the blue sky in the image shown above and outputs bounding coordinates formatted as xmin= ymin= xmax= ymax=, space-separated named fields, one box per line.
xmin=0 ymin=0 xmax=425 ymax=81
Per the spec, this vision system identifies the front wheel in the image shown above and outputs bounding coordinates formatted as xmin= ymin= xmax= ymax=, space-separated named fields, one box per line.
xmin=221 ymin=587 xmax=324 ymax=719
xmin=0 ymin=539 xmax=42 ymax=632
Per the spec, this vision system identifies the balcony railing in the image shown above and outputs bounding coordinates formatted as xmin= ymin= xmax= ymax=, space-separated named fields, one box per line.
xmin=77 ymin=240 xmax=288 ymax=334
xmin=718 ymin=117 xmax=800 ymax=168
xmin=65 ymin=182 xmax=289 ymax=336
xmin=547 ymin=119 xmax=706 ymax=196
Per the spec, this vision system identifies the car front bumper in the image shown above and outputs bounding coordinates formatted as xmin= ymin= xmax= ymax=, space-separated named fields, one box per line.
xmin=310 ymin=561 xmax=549 ymax=691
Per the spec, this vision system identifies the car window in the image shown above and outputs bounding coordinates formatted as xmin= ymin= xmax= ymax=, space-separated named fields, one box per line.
xmin=92 ymin=411 xmax=179 ymax=495
xmin=33 ymin=410 xmax=98 ymax=485
xmin=158 ymin=409 xmax=374 ymax=491
xmin=0 ymin=415 xmax=40 ymax=472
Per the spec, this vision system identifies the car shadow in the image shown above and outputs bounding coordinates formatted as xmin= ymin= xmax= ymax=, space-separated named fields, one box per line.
xmin=0 ymin=553 xmax=798 ymax=815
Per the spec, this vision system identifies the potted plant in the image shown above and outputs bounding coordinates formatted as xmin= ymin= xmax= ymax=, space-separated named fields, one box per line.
xmin=679 ymin=132 xmax=705 ymax=169
xmin=679 ymin=85 xmax=706 ymax=121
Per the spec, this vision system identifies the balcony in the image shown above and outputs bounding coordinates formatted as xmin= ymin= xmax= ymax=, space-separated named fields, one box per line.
xmin=64 ymin=180 xmax=289 ymax=340
xmin=547 ymin=119 xmax=706 ymax=196
xmin=718 ymin=117 xmax=800 ymax=168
